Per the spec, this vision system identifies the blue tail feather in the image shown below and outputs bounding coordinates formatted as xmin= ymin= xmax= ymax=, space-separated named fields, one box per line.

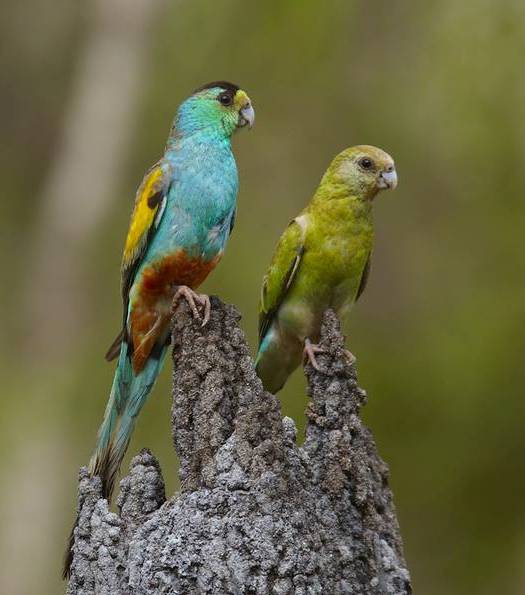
xmin=89 ymin=342 xmax=167 ymax=500
xmin=64 ymin=342 xmax=167 ymax=579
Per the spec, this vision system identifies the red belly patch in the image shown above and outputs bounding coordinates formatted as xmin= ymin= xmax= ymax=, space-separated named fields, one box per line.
xmin=129 ymin=251 xmax=221 ymax=372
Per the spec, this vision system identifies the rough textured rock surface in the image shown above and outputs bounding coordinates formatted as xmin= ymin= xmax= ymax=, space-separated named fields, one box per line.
xmin=67 ymin=298 xmax=411 ymax=594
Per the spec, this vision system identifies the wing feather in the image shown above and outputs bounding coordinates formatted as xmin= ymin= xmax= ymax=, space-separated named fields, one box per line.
xmin=121 ymin=163 xmax=171 ymax=312
xmin=355 ymin=253 xmax=371 ymax=302
xmin=105 ymin=162 xmax=171 ymax=359
xmin=258 ymin=216 xmax=308 ymax=345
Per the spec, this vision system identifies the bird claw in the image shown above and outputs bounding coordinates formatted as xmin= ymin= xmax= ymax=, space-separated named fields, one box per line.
xmin=303 ymin=338 xmax=326 ymax=371
xmin=173 ymin=286 xmax=211 ymax=327
xmin=303 ymin=340 xmax=356 ymax=372
xmin=198 ymin=294 xmax=211 ymax=327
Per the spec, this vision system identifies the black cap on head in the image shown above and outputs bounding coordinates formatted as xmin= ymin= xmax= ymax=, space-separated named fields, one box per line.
xmin=193 ymin=80 xmax=240 ymax=94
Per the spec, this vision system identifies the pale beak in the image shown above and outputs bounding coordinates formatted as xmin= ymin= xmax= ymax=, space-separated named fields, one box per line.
xmin=238 ymin=102 xmax=255 ymax=129
xmin=377 ymin=165 xmax=398 ymax=190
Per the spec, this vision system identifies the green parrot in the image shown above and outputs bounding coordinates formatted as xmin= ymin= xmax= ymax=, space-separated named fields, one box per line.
xmin=255 ymin=145 xmax=397 ymax=394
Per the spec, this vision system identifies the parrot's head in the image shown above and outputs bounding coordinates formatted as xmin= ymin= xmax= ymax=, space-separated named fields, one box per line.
xmin=174 ymin=81 xmax=254 ymax=138
xmin=331 ymin=145 xmax=397 ymax=201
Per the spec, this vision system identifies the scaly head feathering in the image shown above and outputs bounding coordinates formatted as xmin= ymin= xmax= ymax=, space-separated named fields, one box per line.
xmin=316 ymin=145 xmax=398 ymax=202
xmin=172 ymin=81 xmax=255 ymax=139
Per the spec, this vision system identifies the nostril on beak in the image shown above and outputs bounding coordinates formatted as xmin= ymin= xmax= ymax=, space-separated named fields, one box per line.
xmin=385 ymin=164 xmax=394 ymax=172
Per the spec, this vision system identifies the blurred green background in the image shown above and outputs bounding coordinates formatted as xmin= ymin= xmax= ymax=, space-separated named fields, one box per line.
xmin=2 ymin=0 xmax=525 ymax=593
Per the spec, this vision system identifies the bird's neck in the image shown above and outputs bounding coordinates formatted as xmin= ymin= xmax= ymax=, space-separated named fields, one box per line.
xmin=310 ymin=182 xmax=374 ymax=223
xmin=165 ymin=127 xmax=232 ymax=154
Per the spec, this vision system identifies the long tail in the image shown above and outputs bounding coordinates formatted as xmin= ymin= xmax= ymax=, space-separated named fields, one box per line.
xmin=89 ymin=343 xmax=164 ymax=499
xmin=62 ymin=341 xmax=167 ymax=578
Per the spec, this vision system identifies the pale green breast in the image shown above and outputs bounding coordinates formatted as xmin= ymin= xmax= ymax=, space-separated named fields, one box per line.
xmin=277 ymin=204 xmax=373 ymax=341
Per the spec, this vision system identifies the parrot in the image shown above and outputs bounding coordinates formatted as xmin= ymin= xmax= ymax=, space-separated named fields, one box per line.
xmin=63 ymin=81 xmax=254 ymax=577
xmin=255 ymin=145 xmax=397 ymax=395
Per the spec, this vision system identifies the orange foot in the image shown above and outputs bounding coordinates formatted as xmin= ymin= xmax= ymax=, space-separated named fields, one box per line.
xmin=173 ymin=286 xmax=211 ymax=327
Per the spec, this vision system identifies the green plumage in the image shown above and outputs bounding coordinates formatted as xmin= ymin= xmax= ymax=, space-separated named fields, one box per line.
xmin=256 ymin=145 xmax=397 ymax=394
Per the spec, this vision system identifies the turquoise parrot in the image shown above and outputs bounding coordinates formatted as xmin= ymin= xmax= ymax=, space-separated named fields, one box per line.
xmin=64 ymin=81 xmax=254 ymax=576
xmin=255 ymin=145 xmax=397 ymax=394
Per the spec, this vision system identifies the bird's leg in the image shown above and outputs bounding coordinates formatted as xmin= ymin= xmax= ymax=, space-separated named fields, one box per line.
xmin=173 ymin=286 xmax=211 ymax=327
xmin=303 ymin=338 xmax=326 ymax=371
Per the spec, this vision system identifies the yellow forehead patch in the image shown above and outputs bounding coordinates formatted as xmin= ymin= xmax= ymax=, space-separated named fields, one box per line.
xmin=233 ymin=90 xmax=250 ymax=110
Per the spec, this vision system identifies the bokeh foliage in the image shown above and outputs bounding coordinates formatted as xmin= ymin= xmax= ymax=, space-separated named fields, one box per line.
xmin=1 ymin=1 xmax=525 ymax=593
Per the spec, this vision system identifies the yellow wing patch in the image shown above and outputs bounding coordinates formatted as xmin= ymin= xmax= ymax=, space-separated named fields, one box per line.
xmin=123 ymin=165 xmax=164 ymax=267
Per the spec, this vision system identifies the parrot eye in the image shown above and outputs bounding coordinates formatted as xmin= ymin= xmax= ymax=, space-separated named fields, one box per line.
xmin=218 ymin=91 xmax=233 ymax=106
xmin=358 ymin=157 xmax=374 ymax=171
